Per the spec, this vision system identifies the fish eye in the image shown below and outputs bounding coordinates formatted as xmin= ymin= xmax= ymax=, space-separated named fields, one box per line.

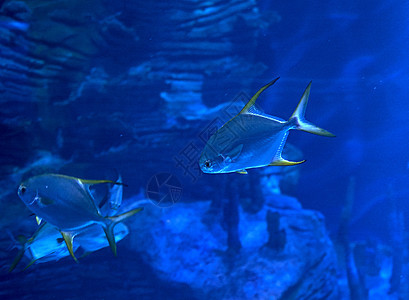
xmin=19 ymin=185 xmax=26 ymax=194
xmin=204 ymin=160 xmax=212 ymax=168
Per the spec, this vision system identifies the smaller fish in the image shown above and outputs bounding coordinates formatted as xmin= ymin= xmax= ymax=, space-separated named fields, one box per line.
xmin=8 ymin=222 xmax=78 ymax=272
xmin=199 ymin=78 xmax=335 ymax=174
xmin=9 ymin=222 xmax=130 ymax=271
xmin=17 ymin=174 xmax=143 ymax=261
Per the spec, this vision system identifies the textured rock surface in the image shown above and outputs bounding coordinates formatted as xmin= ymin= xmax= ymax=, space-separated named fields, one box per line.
xmin=129 ymin=196 xmax=339 ymax=299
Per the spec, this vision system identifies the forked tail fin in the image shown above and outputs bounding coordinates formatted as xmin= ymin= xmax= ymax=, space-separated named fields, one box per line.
xmin=103 ymin=207 xmax=144 ymax=256
xmin=289 ymin=82 xmax=335 ymax=137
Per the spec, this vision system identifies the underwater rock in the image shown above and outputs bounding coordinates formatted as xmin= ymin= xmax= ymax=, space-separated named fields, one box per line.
xmin=129 ymin=197 xmax=338 ymax=299
xmin=263 ymin=210 xmax=286 ymax=252
xmin=1 ymin=1 xmax=31 ymax=21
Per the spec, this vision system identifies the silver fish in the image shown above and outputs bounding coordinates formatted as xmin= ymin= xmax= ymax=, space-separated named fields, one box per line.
xmin=17 ymin=174 xmax=143 ymax=260
xmin=9 ymin=222 xmax=129 ymax=271
xmin=199 ymin=78 xmax=335 ymax=174
xmin=8 ymin=222 xmax=78 ymax=272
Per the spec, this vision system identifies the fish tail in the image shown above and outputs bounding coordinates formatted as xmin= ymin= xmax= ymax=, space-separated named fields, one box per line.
xmin=289 ymin=81 xmax=335 ymax=137
xmin=104 ymin=207 xmax=144 ymax=256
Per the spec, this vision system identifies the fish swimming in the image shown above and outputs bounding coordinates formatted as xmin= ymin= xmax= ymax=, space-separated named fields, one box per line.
xmin=9 ymin=222 xmax=129 ymax=272
xmin=17 ymin=174 xmax=143 ymax=260
xmin=199 ymin=77 xmax=335 ymax=174
xmin=8 ymin=222 xmax=78 ymax=272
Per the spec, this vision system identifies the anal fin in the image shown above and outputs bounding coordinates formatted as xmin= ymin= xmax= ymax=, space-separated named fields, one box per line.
xmin=103 ymin=225 xmax=117 ymax=256
xmin=268 ymin=158 xmax=305 ymax=166
xmin=236 ymin=169 xmax=248 ymax=174
xmin=61 ymin=231 xmax=78 ymax=263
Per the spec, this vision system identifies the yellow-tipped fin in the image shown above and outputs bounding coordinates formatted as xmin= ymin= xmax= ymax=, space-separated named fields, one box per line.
xmin=289 ymin=82 xmax=335 ymax=137
xmin=104 ymin=207 xmax=144 ymax=256
xmin=8 ymin=247 xmax=26 ymax=272
xmin=239 ymin=77 xmax=280 ymax=115
xmin=268 ymin=159 xmax=306 ymax=166
xmin=236 ymin=169 xmax=248 ymax=174
xmin=103 ymin=226 xmax=117 ymax=256
xmin=61 ymin=231 xmax=78 ymax=263
xmin=23 ymin=259 xmax=39 ymax=271
xmin=35 ymin=216 xmax=42 ymax=225
xmin=79 ymin=179 xmax=128 ymax=187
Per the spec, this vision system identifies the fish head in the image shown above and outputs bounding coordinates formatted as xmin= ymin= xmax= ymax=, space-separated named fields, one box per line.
xmin=199 ymin=134 xmax=234 ymax=174
xmin=18 ymin=179 xmax=38 ymax=206
xmin=18 ymin=176 xmax=54 ymax=209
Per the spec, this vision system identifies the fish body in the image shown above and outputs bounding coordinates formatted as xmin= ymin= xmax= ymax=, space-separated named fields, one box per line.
xmin=18 ymin=174 xmax=143 ymax=258
xmin=25 ymin=223 xmax=73 ymax=263
xmin=18 ymin=174 xmax=105 ymax=230
xmin=8 ymin=222 xmax=77 ymax=272
xmin=9 ymin=222 xmax=129 ymax=271
xmin=199 ymin=78 xmax=334 ymax=174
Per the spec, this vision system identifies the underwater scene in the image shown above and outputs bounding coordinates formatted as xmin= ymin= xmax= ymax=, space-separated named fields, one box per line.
xmin=0 ymin=0 xmax=408 ymax=299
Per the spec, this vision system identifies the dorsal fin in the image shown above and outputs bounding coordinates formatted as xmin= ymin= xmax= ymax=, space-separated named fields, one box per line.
xmin=238 ymin=77 xmax=280 ymax=115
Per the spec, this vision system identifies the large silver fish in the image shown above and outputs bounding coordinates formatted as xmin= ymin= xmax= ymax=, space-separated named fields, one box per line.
xmin=17 ymin=174 xmax=143 ymax=260
xmin=199 ymin=78 xmax=335 ymax=174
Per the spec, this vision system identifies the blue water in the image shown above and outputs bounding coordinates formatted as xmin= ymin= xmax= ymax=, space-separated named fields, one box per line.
xmin=1 ymin=0 xmax=408 ymax=299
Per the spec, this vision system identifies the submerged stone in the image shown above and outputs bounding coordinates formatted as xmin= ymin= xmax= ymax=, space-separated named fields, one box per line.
xmin=129 ymin=198 xmax=339 ymax=299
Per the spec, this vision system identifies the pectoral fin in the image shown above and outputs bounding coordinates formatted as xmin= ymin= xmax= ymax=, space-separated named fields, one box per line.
xmin=61 ymin=231 xmax=78 ymax=263
xmin=268 ymin=158 xmax=305 ymax=166
xmin=38 ymin=197 xmax=54 ymax=206
xmin=35 ymin=216 xmax=42 ymax=225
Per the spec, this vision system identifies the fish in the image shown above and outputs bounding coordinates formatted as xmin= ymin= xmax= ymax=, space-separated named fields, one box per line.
xmin=9 ymin=222 xmax=129 ymax=272
xmin=17 ymin=174 xmax=143 ymax=260
xmin=199 ymin=77 xmax=335 ymax=174
xmin=8 ymin=222 xmax=78 ymax=272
